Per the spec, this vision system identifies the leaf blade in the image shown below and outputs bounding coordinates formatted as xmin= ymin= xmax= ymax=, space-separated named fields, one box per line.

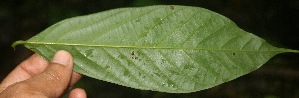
xmin=13 ymin=5 xmax=298 ymax=93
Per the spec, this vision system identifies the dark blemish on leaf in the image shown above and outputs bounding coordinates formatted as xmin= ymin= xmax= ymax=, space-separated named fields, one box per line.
xmin=131 ymin=51 xmax=139 ymax=60
xmin=233 ymin=52 xmax=236 ymax=56
xmin=161 ymin=58 xmax=166 ymax=64
xmin=124 ymin=70 xmax=129 ymax=76
xmin=170 ymin=5 xmax=174 ymax=10
xmin=136 ymin=18 xmax=141 ymax=22
xmin=104 ymin=65 xmax=110 ymax=69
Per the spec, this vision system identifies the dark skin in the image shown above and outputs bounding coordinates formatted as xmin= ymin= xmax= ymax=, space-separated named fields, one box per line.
xmin=0 ymin=50 xmax=86 ymax=98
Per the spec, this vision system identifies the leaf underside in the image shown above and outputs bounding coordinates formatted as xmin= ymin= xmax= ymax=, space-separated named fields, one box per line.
xmin=13 ymin=5 xmax=296 ymax=93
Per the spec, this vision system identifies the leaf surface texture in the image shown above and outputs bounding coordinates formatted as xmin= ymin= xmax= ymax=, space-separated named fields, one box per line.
xmin=14 ymin=5 xmax=298 ymax=93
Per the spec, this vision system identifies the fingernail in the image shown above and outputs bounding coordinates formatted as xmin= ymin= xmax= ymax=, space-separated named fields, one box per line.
xmin=51 ymin=50 xmax=71 ymax=66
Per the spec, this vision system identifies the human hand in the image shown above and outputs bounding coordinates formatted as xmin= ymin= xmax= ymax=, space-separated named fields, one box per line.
xmin=0 ymin=50 xmax=86 ymax=98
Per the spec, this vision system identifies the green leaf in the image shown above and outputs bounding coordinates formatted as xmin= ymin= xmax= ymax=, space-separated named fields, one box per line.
xmin=12 ymin=5 xmax=299 ymax=93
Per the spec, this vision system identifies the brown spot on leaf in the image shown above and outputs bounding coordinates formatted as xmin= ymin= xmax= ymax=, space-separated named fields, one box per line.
xmin=131 ymin=51 xmax=139 ymax=60
xmin=170 ymin=5 xmax=174 ymax=10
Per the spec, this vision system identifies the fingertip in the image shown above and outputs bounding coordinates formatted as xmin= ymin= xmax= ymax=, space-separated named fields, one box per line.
xmin=51 ymin=50 xmax=73 ymax=67
xmin=68 ymin=88 xmax=87 ymax=98
xmin=70 ymin=71 xmax=82 ymax=86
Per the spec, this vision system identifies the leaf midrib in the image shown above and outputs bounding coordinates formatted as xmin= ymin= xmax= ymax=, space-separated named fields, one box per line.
xmin=14 ymin=40 xmax=296 ymax=53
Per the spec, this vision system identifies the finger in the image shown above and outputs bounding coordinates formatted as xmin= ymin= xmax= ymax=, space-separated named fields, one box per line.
xmin=23 ymin=50 xmax=74 ymax=97
xmin=68 ymin=88 xmax=87 ymax=98
xmin=0 ymin=53 xmax=49 ymax=93
xmin=70 ymin=71 xmax=82 ymax=87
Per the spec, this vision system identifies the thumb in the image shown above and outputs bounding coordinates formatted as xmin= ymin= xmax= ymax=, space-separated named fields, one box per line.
xmin=25 ymin=50 xmax=74 ymax=97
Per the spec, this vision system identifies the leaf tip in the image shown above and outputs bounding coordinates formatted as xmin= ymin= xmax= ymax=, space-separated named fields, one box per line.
xmin=11 ymin=40 xmax=26 ymax=50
